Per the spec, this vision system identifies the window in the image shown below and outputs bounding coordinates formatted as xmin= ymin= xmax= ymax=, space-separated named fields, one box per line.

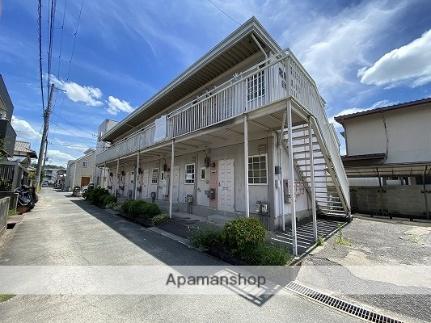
xmin=185 ymin=163 xmax=195 ymax=184
xmin=151 ymin=168 xmax=159 ymax=184
xmin=82 ymin=161 xmax=88 ymax=168
xmin=247 ymin=70 xmax=265 ymax=101
xmin=248 ymin=154 xmax=267 ymax=184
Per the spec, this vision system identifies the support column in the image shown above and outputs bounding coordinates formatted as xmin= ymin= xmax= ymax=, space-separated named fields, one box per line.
xmin=244 ymin=115 xmax=250 ymax=218
xmin=278 ymin=135 xmax=286 ymax=231
xmin=115 ymin=159 xmax=120 ymax=197
xmin=134 ymin=153 xmax=140 ymax=200
xmin=169 ymin=140 xmax=175 ymax=218
xmin=287 ymin=101 xmax=298 ymax=256
xmin=308 ymin=118 xmax=318 ymax=241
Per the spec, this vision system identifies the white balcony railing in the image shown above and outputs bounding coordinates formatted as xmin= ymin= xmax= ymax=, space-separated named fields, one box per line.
xmin=96 ymin=51 xmax=350 ymax=208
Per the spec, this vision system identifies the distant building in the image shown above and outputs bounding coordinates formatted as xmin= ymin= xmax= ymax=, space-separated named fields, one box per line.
xmin=42 ymin=166 xmax=65 ymax=186
xmin=65 ymin=149 xmax=96 ymax=190
xmin=335 ymin=97 xmax=431 ymax=219
xmin=94 ymin=119 xmax=117 ymax=188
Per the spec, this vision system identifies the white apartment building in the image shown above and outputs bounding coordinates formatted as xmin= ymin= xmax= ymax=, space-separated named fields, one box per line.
xmin=95 ymin=18 xmax=350 ymax=254
xmin=65 ymin=148 xmax=96 ymax=190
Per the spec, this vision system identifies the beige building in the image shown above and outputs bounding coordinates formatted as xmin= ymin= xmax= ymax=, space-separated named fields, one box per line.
xmin=335 ymin=97 xmax=431 ymax=219
xmin=65 ymin=149 xmax=96 ymax=190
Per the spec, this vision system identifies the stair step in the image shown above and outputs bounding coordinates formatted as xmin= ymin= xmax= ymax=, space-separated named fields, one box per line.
xmin=316 ymin=200 xmax=343 ymax=205
xmin=293 ymin=148 xmax=322 ymax=153
xmin=319 ymin=207 xmax=345 ymax=212
xmin=286 ymin=135 xmax=317 ymax=141
xmin=321 ymin=211 xmax=347 ymax=216
xmin=295 ymin=156 xmax=325 ymax=161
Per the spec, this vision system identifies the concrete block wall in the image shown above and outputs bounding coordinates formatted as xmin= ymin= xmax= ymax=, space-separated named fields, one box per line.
xmin=351 ymin=185 xmax=431 ymax=218
xmin=0 ymin=197 xmax=10 ymax=235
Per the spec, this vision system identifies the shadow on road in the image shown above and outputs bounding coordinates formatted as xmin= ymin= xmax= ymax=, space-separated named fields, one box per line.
xmin=69 ymin=197 xmax=298 ymax=306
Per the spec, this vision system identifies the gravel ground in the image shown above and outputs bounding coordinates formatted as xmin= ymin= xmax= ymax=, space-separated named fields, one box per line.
xmin=299 ymin=216 xmax=431 ymax=322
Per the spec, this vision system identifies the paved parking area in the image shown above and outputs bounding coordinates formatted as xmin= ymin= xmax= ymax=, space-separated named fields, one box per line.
xmin=299 ymin=216 xmax=431 ymax=322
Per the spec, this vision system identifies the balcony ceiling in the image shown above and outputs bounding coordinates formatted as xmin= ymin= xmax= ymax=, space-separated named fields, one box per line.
xmin=103 ymin=17 xmax=281 ymax=142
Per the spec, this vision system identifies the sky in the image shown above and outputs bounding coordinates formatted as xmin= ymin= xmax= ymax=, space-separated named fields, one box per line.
xmin=1 ymin=0 xmax=431 ymax=165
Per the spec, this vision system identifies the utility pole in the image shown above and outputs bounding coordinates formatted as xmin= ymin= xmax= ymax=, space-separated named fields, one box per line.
xmin=36 ymin=84 xmax=55 ymax=190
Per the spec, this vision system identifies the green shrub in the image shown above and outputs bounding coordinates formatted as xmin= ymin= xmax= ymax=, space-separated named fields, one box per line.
xmin=242 ymin=243 xmax=291 ymax=265
xmin=102 ymin=194 xmax=117 ymax=208
xmin=152 ymin=213 xmax=169 ymax=226
xmin=191 ymin=229 xmax=223 ymax=249
xmin=222 ymin=218 xmax=266 ymax=255
xmin=121 ymin=200 xmax=161 ymax=218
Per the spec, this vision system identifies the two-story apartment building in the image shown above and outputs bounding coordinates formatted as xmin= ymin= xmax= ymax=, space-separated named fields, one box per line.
xmin=96 ymin=18 xmax=350 ymax=255
xmin=335 ymin=97 xmax=431 ymax=219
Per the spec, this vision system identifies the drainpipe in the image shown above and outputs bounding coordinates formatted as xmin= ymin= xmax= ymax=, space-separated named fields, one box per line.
xmin=424 ymin=166 xmax=430 ymax=220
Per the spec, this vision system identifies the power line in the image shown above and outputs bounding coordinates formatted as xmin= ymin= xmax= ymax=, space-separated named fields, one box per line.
xmin=56 ymin=0 xmax=68 ymax=78
xmin=65 ymin=0 xmax=84 ymax=81
xmin=37 ymin=0 xmax=45 ymax=111
xmin=207 ymin=0 xmax=240 ymax=26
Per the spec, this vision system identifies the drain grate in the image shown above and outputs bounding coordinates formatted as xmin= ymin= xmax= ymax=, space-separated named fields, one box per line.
xmin=286 ymin=282 xmax=403 ymax=323
xmin=6 ymin=222 xmax=16 ymax=229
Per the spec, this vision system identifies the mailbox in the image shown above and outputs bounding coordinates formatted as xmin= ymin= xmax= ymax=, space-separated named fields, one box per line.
xmin=208 ymin=188 xmax=216 ymax=200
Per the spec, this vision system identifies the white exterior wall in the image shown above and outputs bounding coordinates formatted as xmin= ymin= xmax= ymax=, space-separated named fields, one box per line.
xmin=107 ymin=136 xmax=312 ymax=226
xmin=344 ymin=104 xmax=431 ymax=163
xmin=65 ymin=150 xmax=97 ymax=190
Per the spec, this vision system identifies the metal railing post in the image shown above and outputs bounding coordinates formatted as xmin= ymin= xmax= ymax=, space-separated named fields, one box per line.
xmin=287 ymin=100 xmax=298 ymax=256
xmin=308 ymin=118 xmax=318 ymax=241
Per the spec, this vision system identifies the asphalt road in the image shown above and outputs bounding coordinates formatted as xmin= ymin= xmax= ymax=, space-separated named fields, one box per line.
xmin=0 ymin=189 xmax=359 ymax=322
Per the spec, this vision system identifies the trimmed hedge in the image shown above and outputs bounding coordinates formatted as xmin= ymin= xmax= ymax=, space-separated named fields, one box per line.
xmin=121 ymin=200 xmax=161 ymax=219
xmin=83 ymin=186 xmax=116 ymax=208
xmin=191 ymin=218 xmax=291 ymax=266
xmin=222 ymin=218 xmax=266 ymax=255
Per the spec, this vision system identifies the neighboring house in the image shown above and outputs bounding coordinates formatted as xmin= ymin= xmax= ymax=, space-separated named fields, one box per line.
xmin=65 ymin=149 xmax=96 ymax=190
xmin=0 ymin=75 xmax=16 ymax=158
xmin=335 ymin=97 xmax=431 ymax=219
xmin=54 ymin=169 xmax=66 ymax=189
xmin=96 ymin=17 xmax=349 ymax=253
xmin=0 ymin=141 xmax=37 ymax=191
xmin=42 ymin=166 xmax=65 ymax=186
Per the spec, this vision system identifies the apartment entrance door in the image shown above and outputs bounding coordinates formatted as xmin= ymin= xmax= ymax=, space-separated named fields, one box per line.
xmin=81 ymin=176 xmax=90 ymax=187
xmin=218 ymin=159 xmax=234 ymax=212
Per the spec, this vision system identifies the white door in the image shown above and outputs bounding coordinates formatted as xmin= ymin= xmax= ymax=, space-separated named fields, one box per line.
xmin=142 ymin=169 xmax=150 ymax=198
xmin=172 ymin=166 xmax=180 ymax=203
xmin=218 ymin=159 xmax=235 ymax=212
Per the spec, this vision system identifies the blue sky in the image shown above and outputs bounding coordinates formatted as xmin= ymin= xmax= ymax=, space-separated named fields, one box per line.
xmin=1 ymin=0 xmax=431 ymax=165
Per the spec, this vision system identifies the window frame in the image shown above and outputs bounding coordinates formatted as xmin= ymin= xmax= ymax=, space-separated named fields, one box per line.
xmin=184 ymin=163 xmax=195 ymax=185
xmin=246 ymin=69 xmax=265 ymax=102
xmin=151 ymin=168 xmax=159 ymax=184
xmin=248 ymin=154 xmax=268 ymax=185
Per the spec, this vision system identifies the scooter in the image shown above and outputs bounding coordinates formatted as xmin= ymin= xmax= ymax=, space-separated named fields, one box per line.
xmin=15 ymin=185 xmax=36 ymax=209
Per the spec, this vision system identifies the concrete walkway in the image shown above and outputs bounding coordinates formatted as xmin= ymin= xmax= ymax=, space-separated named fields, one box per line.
xmin=0 ymin=189 xmax=359 ymax=322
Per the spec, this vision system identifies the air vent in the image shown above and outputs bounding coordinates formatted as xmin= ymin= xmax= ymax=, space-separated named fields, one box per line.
xmin=286 ymin=282 xmax=403 ymax=323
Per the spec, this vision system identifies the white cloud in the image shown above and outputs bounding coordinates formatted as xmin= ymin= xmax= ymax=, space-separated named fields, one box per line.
xmin=359 ymin=29 xmax=431 ymax=88
xmin=11 ymin=116 xmax=41 ymax=140
xmin=46 ymin=149 xmax=76 ymax=166
xmin=106 ymin=96 xmax=134 ymax=115
xmin=286 ymin=1 xmax=407 ymax=98
xmin=49 ymin=74 xmax=103 ymax=107
xmin=369 ymin=99 xmax=397 ymax=109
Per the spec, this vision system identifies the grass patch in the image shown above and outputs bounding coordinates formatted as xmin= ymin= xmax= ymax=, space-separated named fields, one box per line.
xmin=7 ymin=209 xmax=16 ymax=217
xmin=335 ymin=224 xmax=351 ymax=246
xmin=0 ymin=294 xmax=15 ymax=302
xmin=316 ymin=235 xmax=325 ymax=246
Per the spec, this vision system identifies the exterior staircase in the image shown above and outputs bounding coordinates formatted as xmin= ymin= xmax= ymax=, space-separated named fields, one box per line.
xmin=285 ymin=123 xmax=350 ymax=220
